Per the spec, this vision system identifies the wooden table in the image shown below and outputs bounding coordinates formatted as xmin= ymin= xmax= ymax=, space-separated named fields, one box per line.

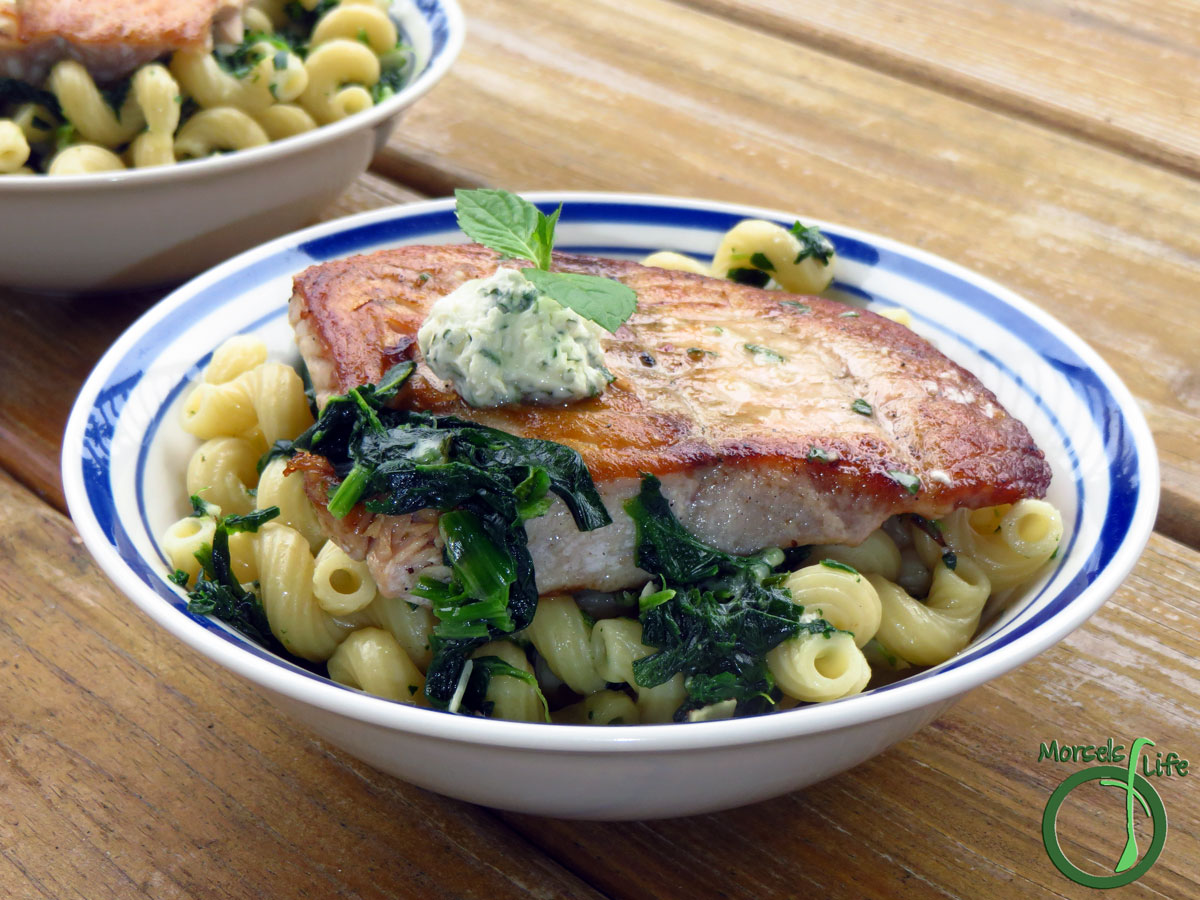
xmin=2 ymin=2 xmax=1197 ymax=896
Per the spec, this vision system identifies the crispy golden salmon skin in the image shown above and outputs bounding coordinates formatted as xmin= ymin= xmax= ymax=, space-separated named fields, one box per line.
xmin=289 ymin=244 xmax=1051 ymax=596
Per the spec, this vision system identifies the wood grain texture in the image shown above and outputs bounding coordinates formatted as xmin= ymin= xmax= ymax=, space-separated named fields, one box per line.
xmin=500 ymin=531 xmax=1200 ymax=899
xmin=0 ymin=469 xmax=605 ymax=900
xmin=0 ymin=173 xmax=422 ymax=514
xmin=374 ymin=0 xmax=1200 ymax=548
xmin=679 ymin=0 xmax=1200 ymax=178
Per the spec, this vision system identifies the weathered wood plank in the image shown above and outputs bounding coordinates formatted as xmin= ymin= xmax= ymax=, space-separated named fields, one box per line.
xmin=499 ymin=532 xmax=1200 ymax=899
xmin=679 ymin=0 xmax=1200 ymax=178
xmin=0 ymin=174 xmax=423 ymax=513
xmin=0 ymin=469 xmax=606 ymax=900
xmin=372 ymin=0 xmax=1200 ymax=546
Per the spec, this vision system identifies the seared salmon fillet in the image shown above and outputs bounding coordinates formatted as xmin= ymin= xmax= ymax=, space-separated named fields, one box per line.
xmin=1 ymin=0 xmax=245 ymax=83
xmin=289 ymin=244 xmax=1051 ymax=596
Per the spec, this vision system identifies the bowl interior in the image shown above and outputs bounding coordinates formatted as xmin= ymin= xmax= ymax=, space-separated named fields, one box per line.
xmin=63 ymin=194 xmax=1158 ymax=751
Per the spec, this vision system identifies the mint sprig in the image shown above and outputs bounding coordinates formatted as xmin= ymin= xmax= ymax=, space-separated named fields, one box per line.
xmin=455 ymin=188 xmax=637 ymax=333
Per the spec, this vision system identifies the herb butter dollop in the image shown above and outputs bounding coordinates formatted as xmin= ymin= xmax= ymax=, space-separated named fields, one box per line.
xmin=417 ymin=268 xmax=614 ymax=408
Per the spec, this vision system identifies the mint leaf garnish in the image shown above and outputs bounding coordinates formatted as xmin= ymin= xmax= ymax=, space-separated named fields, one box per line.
xmin=530 ymin=203 xmax=560 ymax=271
xmin=454 ymin=189 xmax=551 ymax=266
xmin=522 ymin=269 xmax=637 ymax=334
xmin=454 ymin=188 xmax=638 ymax=333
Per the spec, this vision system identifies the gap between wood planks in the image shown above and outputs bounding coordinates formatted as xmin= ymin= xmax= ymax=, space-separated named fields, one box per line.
xmin=672 ymin=0 xmax=1200 ymax=183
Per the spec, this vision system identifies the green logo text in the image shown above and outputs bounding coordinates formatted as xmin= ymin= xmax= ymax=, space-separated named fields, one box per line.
xmin=1040 ymin=737 xmax=1185 ymax=888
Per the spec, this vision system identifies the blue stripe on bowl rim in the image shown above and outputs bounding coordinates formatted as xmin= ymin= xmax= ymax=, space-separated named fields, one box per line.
xmin=69 ymin=195 xmax=1154 ymax=736
xmin=413 ymin=0 xmax=454 ymax=51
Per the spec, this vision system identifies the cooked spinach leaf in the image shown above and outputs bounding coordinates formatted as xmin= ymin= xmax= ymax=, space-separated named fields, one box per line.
xmin=371 ymin=53 xmax=411 ymax=103
xmin=727 ymin=267 xmax=771 ymax=288
xmin=287 ymin=362 xmax=610 ymax=709
xmin=177 ymin=504 xmax=288 ymax=656
xmin=0 ymin=78 xmax=62 ymax=116
xmin=789 ymin=222 xmax=835 ymax=265
xmin=457 ymin=655 xmax=551 ymax=721
xmin=624 ymin=475 xmax=837 ymax=719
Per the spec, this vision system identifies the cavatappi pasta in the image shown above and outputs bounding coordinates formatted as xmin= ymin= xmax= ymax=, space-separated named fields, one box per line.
xmin=164 ymin=336 xmax=1064 ymax=724
xmin=0 ymin=0 xmax=413 ymax=176
xmin=644 ymin=218 xmax=913 ymax=323
xmin=643 ymin=218 xmax=837 ymax=295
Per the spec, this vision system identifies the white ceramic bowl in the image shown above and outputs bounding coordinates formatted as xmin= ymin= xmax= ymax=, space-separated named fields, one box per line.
xmin=63 ymin=194 xmax=1159 ymax=819
xmin=0 ymin=0 xmax=463 ymax=292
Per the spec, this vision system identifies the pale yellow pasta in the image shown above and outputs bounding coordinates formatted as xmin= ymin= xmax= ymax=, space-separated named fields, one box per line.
xmin=226 ymin=530 xmax=260 ymax=583
xmin=238 ymin=426 xmax=271 ymax=457
xmin=640 ymin=250 xmax=710 ymax=276
xmin=256 ymin=457 xmax=326 ymax=552
xmin=868 ymin=556 xmax=992 ymax=666
xmin=998 ymin=500 xmax=1063 ymax=559
xmin=11 ymin=103 xmax=56 ymax=143
xmin=636 ymin=674 xmax=688 ymax=724
xmin=299 ymin=39 xmax=380 ymax=124
xmin=553 ymin=690 xmax=639 ymax=726
xmin=364 ymin=594 xmax=434 ymax=670
xmin=312 ymin=3 xmax=398 ymax=53
xmin=590 ymin=617 xmax=686 ymax=724
xmin=129 ymin=132 xmax=177 ymax=168
xmin=810 ymin=530 xmax=901 ymax=582
xmin=242 ymin=5 xmax=275 ymax=33
xmin=0 ymin=120 xmax=29 ymax=173
xmin=48 ymin=60 xmax=145 ymax=145
xmin=256 ymin=104 xmax=318 ymax=140
xmin=328 ymin=627 xmax=425 ymax=703
xmin=940 ymin=500 xmax=1063 ymax=591
xmin=876 ymin=307 xmax=913 ymax=327
xmin=524 ymin=595 xmax=606 ymax=695
xmin=908 ymin=521 xmax=944 ymax=570
xmin=47 ymin=144 xmax=125 ymax=175
xmin=133 ymin=64 xmax=182 ymax=136
xmin=180 ymin=378 xmax=257 ymax=438
xmin=361 ymin=593 xmax=433 ymax=670
xmin=313 ymin=541 xmax=377 ymax=615
xmin=170 ymin=45 xmax=307 ymax=115
xmin=175 ymin=107 xmax=270 ymax=158
xmin=780 ymin=564 xmax=882 ymax=648
xmin=710 ymin=219 xmax=835 ymax=294
xmin=161 ymin=515 xmax=217 ymax=582
xmin=249 ymin=0 xmax=290 ymax=27
xmin=472 ymin=640 xmax=543 ymax=722
xmin=767 ymin=631 xmax=871 ymax=702
xmin=257 ymin=523 xmax=347 ymax=661
xmin=186 ymin=436 xmax=260 ymax=516
xmin=205 ymin=336 xmax=269 ymax=385
xmin=169 ymin=51 xmax=240 ymax=109
xmin=180 ymin=358 xmax=312 ymax=446
xmin=237 ymin=362 xmax=315 ymax=444
xmin=686 ymin=699 xmax=738 ymax=722
xmin=590 ymin=616 xmax=646 ymax=685
xmin=264 ymin=48 xmax=312 ymax=103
